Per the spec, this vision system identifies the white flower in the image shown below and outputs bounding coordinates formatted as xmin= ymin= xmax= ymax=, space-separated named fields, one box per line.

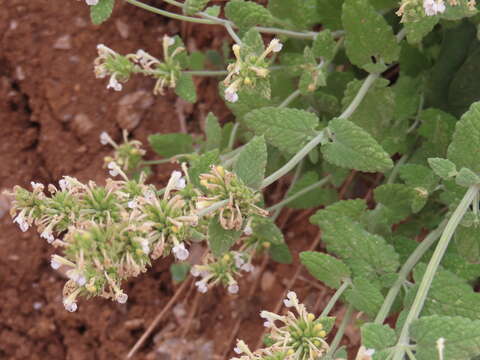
xmin=225 ymin=89 xmax=239 ymax=103
xmin=170 ymin=170 xmax=186 ymax=190
xmin=99 ymin=131 xmax=110 ymax=145
xmin=172 ymin=243 xmax=189 ymax=261
xmin=107 ymin=75 xmax=122 ymax=91
xmin=30 ymin=181 xmax=43 ymax=191
xmin=260 ymin=311 xmax=275 ymax=328
xmin=40 ymin=229 xmax=55 ymax=243
xmin=63 ymin=299 xmax=78 ymax=312
xmin=116 ymin=292 xmax=128 ymax=304
xmin=195 ymin=280 xmax=208 ymax=293
xmin=107 ymin=161 xmax=119 ymax=177
xmin=233 ymin=345 xmax=242 ymax=354
xmin=137 ymin=238 xmax=149 ymax=254
xmin=50 ymin=259 xmax=61 ymax=270
xmin=228 ymin=283 xmax=239 ymax=294
xmin=364 ymin=349 xmax=376 ymax=356
xmin=243 ymin=224 xmax=253 ymax=236
xmin=59 ymin=178 xmax=69 ymax=192
xmin=143 ymin=189 xmax=156 ymax=201
xmin=13 ymin=213 xmax=29 ymax=232
xmin=164 ymin=35 xmax=175 ymax=46
xmin=67 ymin=270 xmax=87 ymax=286
xmin=269 ymin=38 xmax=283 ymax=53
xmin=241 ymin=263 xmax=254 ymax=273
xmin=283 ymin=291 xmax=298 ymax=308
xmin=423 ymin=0 xmax=446 ymax=16
xmin=128 ymin=199 xmax=138 ymax=209
xmin=85 ymin=0 xmax=99 ymax=5
xmin=190 ymin=267 xmax=201 ymax=277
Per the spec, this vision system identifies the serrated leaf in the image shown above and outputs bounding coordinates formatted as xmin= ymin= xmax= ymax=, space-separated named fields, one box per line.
xmin=285 ymin=172 xmax=336 ymax=209
xmin=361 ymin=323 xmax=396 ymax=350
xmin=268 ymin=0 xmax=318 ymax=30
xmin=234 ymin=136 xmax=267 ymax=189
xmin=244 ymin=107 xmax=319 ymax=154
xmin=300 ymin=251 xmax=351 ymax=289
xmin=456 ymin=167 xmax=480 ymax=187
xmin=428 ymin=158 xmax=458 ymax=180
xmin=374 ymin=184 xmax=414 ymax=224
xmin=204 ymin=5 xmax=220 ymax=17
xmin=455 ymin=224 xmax=480 ymax=264
xmin=175 ymin=73 xmax=197 ymax=103
xmin=208 ymin=217 xmax=241 ymax=257
xmin=448 ymin=102 xmax=480 ymax=174
xmin=342 ymin=0 xmax=400 ymax=72
xmin=404 ymin=16 xmax=438 ymax=45
xmin=224 ymin=86 xmax=272 ymax=120
xmin=149 ymin=133 xmax=194 ymax=158
xmin=317 ymin=0 xmax=344 ymax=30
xmin=189 ymin=150 xmax=220 ymax=188
xmin=312 ymin=210 xmax=400 ymax=282
xmin=170 ymin=263 xmax=190 ymax=283
xmin=90 ymin=0 xmax=115 ymax=25
xmin=313 ymin=30 xmax=336 ymax=60
xmin=205 ymin=113 xmax=222 ymax=151
xmin=269 ymin=242 xmax=293 ymax=264
xmin=321 ymin=118 xmax=393 ymax=173
xmin=225 ymin=0 xmax=274 ymax=29
xmin=345 ymin=277 xmax=384 ymax=317
xmin=310 ymin=199 xmax=367 ymax=224
xmin=253 ymin=217 xmax=284 ymax=245
xmin=184 ymin=0 xmax=209 ymax=15
xmin=399 ymin=164 xmax=438 ymax=193
xmin=411 ymin=316 xmax=480 ymax=360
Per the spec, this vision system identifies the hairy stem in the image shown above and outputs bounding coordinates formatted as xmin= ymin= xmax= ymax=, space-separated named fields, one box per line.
xmin=391 ymin=185 xmax=478 ymax=360
xmin=326 ymin=305 xmax=354 ymax=358
xmin=320 ymin=280 xmax=351 ymax=318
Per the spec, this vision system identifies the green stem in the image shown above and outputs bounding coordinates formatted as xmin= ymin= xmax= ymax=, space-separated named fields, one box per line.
xmin=227 ymin=123 xmax=240 ymax=151
xmin=124 ymin=0 xmax=216 ymax=24
xmin=270 ymin=161 xmax=304 ymax=220
xmin=279 ymin=89 xmax=301 ymax=108
xmin=195 ymin=199 xmax=229 ymax=217
xmin=339 ymin=73 xmax=379 ymax=119
xmin=320 ymin=280 xmax=351 ymax=318
xmin=183 ymin=70 xmax=228 ymax=76
xmin=374 ymin=220 xmax=447 ymax=324
xmin=326 ymin=305 xmax=354 ymax=358
xmin=267 ymin=175 xmax=331 ymax=212
xmin=391 ymin=185 xmax=479 ymax=360
xmin=386 ymin=153 xmax=409 ymax=185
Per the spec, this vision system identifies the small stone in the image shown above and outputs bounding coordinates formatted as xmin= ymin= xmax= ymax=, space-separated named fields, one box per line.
xmin=116 ymin=90 xmax=154 ymax=131
xmin=72 ymin=113 xmax=93 ymax=136
xmin=115 ymin=19 xmax=130 ymax=39
xmin=53 ymin=35 xmax=72 ymax=50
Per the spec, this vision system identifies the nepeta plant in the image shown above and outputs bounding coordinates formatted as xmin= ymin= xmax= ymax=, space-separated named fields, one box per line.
xmin=8 ymin=0 xmax=480 ymax=358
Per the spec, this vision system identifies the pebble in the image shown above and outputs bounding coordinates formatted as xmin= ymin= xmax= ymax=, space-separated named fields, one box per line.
xmin=53 ymin=35 xmax=72 ymax=50
xmin=117 ymin=90 xmax=154 ymax=131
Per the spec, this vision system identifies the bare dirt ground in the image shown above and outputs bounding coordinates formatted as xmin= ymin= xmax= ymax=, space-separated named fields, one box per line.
xmin=0 ymin=1 xmax=355 ymax=359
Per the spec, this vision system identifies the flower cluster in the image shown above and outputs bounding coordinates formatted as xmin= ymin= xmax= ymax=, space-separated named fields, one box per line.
xmin=231 ymin=292 xmax=333 ymax=360
xmin=397 ymin=0 xmax=476 ymax=19
xmin=8 ymin=134 xmax=269 ymax=311
xmin=100 ymin=130 xmax=146 ymax=176
xmin=223 ymin=38 xmax=283 ymax=103
xmin=94 ymin=35 xmax=186 ymax=95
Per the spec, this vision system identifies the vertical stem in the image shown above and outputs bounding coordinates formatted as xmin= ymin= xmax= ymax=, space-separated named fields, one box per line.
xmin=391 ymin=185 xmax=478 ymax=360
xmin=320 ymin=280 xmax=351 ymax=318
xmin=326 ymin=305 xmax=354 ymax=358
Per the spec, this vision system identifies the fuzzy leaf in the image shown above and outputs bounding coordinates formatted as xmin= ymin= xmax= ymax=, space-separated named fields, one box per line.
xmin=269 ymin=243 xmax=293 ymax=264
xmin=184 ymin=0 xmax=210 ymax=15
xmin=316 ymin=0 xmax=344 ymax=30
xmin=321 ymin=118 xmax=393 ymax=173
xmin=361 ymin=323 xmax=396 ymax=350
xmin=268 ymin=0 xmax=318 ymax=30
xmin=234 ymin=136 xmax=267 ymax=189
xmin=208 ymin=217 xmax=241 ymax=257
xmin=313 ymin=30 xmax=336 ymax=60
xmin=399 ymin=164 xmax=438 ymax=192
xmin=149 ymin=133 xmax=194 ymax=158
xmin=90 ymin=0 xmax=115 ymax=25
xmin=175 ymin=73 xmax=197 ymax=103
xmin=225 ymin=0 xmax=274 ymax=29
xmin=456 ymin=167 xmax=480 ymax=187
xmin=345 ymin=277 xmax=384 ymax=317
xmin=411 ymin=315 xmax=480 ymax=360
xmin=374 ymin=184 xmax=414 ymax=224
xmin=205 ymin=113 xmax=222 ymax=151
xmin=455 ymin=224 xmax=480 ymax=264
xmin=342 ymin=0 xmax=399 ymax=72
xmin=448 ymin=102 xmax=480 ymax=174
xmin=428 ymin=158 xmax=458 ymax=180
xmin=300 ymin=251 xmax=351 ymax=289
xmin=244 ymin=107 xmax=319 ymax=154
xmin=189 ymin=150 xmax=220 ymax=188
xmin=310 ymin=199 xmax=367 ymax=224
xmin=404 ymin=16 xmax=438 ymax=45
xmin=253 ymin=217 xmax=284 ymax=245
xmin=170 ymin=263 xmax=190 ymax=283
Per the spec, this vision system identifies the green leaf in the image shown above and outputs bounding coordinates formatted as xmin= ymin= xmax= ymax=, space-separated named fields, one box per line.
xmin=411 ymin=315 xmax=480 ymax=360
xmin=399 ymin=164 xmax=438 ymax=193
xmin=170 ymin=263 xmax=190 ymax=283
xmin=90 ymin=0 xmax=115 ymax=25
xmin=253 ymin=217 xmax=284 ymax=245
xmin=149 ymin=133 xmax=194 ymax=158
xmin=175 ymin=73 xmax=197 ymax=103
xmin=321 ymin=118 xmax=393 ymax=173
xmin=456 ymin=167 xmax=480 ymax=187
xmin=234 ymin=136 xmax=267 ymax=189
xmin=316 ymin=0 xmax=344 ymax=30
xmin=188 ymin=150 xmax=220 ymax=189
xmin=208 ymin=217 xmax=241 ymax=257
xmin=345 ymin=277 xmax=384 ymax=317
xmin=313 ymin=30 xmax=336 ymax=60
xmin=342 ymin=0 xmax=399 ymax=72
xmin=204 ymin=5 xmax=221 ymax=17
xmin=311 ymin=210 xmax=400 ymax=282
xmin=268 ymin=0 xmax=318 ymax=30
xmin=224 ymin=87 xmax=272 ymax=120
xmin=205 ymin=113 xmax=222 ymax=151
xmin=361 ymin=323 xmax=396 ymax=350
xmin=404 ymin=16 xmax=438 ymax=45
xmin=269 ymin=242 xmax=293 ymax=264
xmin=300 ymin=251 xmax=351 ymax=289
xmin=285 ymin=172 xmax=336 ymax=209
xmin=428 ymin=158 xmax=458 ymax=180
xmin=310 ymin=199 xmax=367 ymax=224
xmin=374 ymin=184 xmax=414 ymax=224
xmin=448 ymin=102 xmax=480 ymax=174
xmin=299 ymin=68 xmax=326 ymax=95
xmin=455 ymin=224 xmax=480 ymax=264
xmin=244 ymin=107 xmax=319 ymax=154
xmin=184 ymin=0 xmax=210 ymax=15
xmin=225 ymin=0 xmax=274 ymax=29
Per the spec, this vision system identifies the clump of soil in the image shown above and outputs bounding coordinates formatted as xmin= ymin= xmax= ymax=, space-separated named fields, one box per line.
xmin=0 ymin=2 xmax=353 ymax=359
